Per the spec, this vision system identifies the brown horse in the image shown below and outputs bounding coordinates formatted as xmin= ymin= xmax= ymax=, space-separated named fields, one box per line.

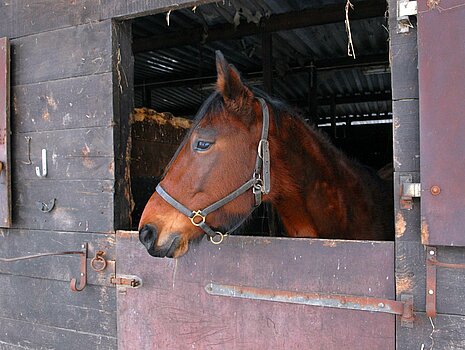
xmin=138 ymin=51 xmax=393 ymax=258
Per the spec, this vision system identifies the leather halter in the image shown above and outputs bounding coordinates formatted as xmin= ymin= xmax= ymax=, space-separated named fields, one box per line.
xmin=156 ymin=97 xmax=271 ymax=244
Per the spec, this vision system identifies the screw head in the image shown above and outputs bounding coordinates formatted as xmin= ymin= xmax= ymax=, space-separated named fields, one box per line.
xmin=429 ymin=250 xmax=435 ymax=255
xmin=378 ymin=303 xmax=385 ymax=308
xmin=428 ymin=289 xmax=434 ymax=295
xmin=431 ymin=185 xmax=441 ymax=196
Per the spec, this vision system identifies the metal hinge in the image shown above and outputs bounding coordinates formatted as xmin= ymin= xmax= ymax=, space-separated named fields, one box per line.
xmin=397 ymin=0 xmax=418 ymax=33
xmin=426 ymin=247 xmax=465 ymax=318
xmin=110 ymin=275 xmax=142 ymax=288
xmin=400 ymin=174 xmax=421 ymax=210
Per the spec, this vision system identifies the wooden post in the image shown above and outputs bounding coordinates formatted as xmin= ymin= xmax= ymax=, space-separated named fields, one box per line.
xmin=330 ymin=94 xmax=337 ymax=138
xmin=143 ymin=85 xmax=152 ymax=108
xmin=308 ymin=63 xmax=318 ymax=123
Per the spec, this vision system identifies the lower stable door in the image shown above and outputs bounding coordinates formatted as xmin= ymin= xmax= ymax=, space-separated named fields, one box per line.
xmin=115 ymin=231 xmax=395 ymax=349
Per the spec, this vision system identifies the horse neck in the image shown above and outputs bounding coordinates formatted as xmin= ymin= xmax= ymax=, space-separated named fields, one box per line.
xmin=267 ymin=112 xmax=368 ymax=238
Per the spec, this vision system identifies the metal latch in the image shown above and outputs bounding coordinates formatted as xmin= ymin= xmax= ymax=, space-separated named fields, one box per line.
xmin=400 ymin=174 xmax=421 ymax=210
xmin=397 ymin=0 xmax=417 ymax=33
xmin=110 ymin=275 xmax=142 ymax=288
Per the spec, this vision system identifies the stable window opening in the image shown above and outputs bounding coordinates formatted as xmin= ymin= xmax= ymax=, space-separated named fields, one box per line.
xmin=127 ymin=0 xmax=393 ymax=241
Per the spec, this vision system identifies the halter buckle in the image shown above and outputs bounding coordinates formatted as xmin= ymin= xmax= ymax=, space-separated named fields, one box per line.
xmin=209 ymin=232 xmax=225 ymax=245
xmin=190 ymin=210 xmax=206 ymax=226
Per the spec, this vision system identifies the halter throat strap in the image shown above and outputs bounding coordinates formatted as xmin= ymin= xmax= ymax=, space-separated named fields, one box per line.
xmin=155 ymin=97 xmax=271 ymax=240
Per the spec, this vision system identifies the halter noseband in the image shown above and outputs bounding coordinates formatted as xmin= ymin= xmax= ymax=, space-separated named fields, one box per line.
xmin=155 ymin=97 xmax=271 ymax=244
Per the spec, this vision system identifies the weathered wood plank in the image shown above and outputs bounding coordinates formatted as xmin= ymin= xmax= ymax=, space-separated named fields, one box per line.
xmin=12 ymin=73 xmax=113 ymax=133
xmin=0 ymin=274 xmax=116 ymax=337
xmin=112 ymin=21 xmax=134 ymax=231
xmin=0 ymin=4 xmax=12 ymax=38
xmin=0 ymin=314 xmax=116 ymax=350
xmin=397 ymin=312 xmax=465 ymax=350
xmin=12 ymin=127 xmax=114 ymax=181
xmin=392 ymin=100 xmax=420 ymax=172
xmin=100 ymin=0 xmax=215 ymax=20
xmin=12 ymin=180 xmax=113 ymax=233
xmin=390 ymin=41 xmax=418 ymax=101
xmin=10 ymin=0 xmax=101 ymax=39
xmin=0 ymin=229 xmax=115 ymax=286
xmin=10 ymin=20 xmax=112 ymax=85
xmin=0 ymin=38 xmax=11 ymax=228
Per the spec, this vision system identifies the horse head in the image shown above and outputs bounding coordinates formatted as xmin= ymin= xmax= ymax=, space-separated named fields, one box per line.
xmin=138 ymin=51 xmax=274 ymax=258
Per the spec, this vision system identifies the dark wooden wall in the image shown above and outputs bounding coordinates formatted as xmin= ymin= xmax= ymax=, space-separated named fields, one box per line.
xmin=1 ymin=0 xmax=463 ymax=348
xmin=389 ymin=0 xmax=465 ymax=348
xmin=0 ymin=1 xmax=212 ymax=349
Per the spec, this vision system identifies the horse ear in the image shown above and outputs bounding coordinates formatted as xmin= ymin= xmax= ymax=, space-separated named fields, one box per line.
xmin=215 ymin=51 xmax=253 ymax=105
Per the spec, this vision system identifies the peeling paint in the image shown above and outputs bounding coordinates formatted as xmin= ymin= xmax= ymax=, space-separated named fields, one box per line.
xmin=427 ymin=0 xmax=440 ymax=9
xmin=396 ymin=275 xmax=413 ymax=294
xmin=421 ymin=218 xmax=429 ymax=244
xmin=46 ymin=95 xmax=58 ymax=110
xmin=42 ymin=109 xmax=50 ymax=121
xmin=395 ymin=212 xmax=407 ymax=238
xmin=323 ymin=240 xmax=337 ymax=247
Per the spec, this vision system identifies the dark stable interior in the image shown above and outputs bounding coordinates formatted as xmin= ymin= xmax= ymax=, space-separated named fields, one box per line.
xmin=129 ymin=0 xmax=392 ymax=236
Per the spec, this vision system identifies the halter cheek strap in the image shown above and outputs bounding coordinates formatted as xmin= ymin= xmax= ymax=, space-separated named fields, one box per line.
xmin=156 ymin=97 xmax=271 ymax=244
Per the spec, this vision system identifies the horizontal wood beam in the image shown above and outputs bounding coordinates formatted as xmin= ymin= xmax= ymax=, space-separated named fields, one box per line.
xmin=134 ymin=54 xmax=389 ymax=89
xmin=145 ymin=91 xmax=392 ymax=117
xmin=133 ymin=1 xmax=386 ymax=53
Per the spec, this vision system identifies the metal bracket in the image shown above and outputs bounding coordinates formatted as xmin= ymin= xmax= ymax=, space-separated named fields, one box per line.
xmin=36 ymin=198 xmax=56 ymax=213
xmin=397 ymin=0 xmax=417 ymax=33
xmin=205 ymin=283 xmax=414 ymax=327
xmin=426 ymin=246 xmax=465 ymax=318
xmin=70 ymin=243 xmax=88 ymax=292
xmin=400 ymin=174 xmax=421 ymax=210
xmin=0 ymin=242 xmax=88 ymax=292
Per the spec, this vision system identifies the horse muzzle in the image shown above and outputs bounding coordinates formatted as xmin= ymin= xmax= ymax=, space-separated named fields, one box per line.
xmin=139 ymin=224 xmax=181 ymax=258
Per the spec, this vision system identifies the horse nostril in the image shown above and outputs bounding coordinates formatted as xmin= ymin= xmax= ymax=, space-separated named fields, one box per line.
xmin=139 ymin=224 xmax=158 ymax=249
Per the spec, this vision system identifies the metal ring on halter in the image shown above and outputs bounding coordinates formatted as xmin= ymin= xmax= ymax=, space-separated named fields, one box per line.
xmin=190 ymin=210 xmax=206 ymax=226
xmin=253 ymin=182 xmax=262 ymax=194
xmin=209 ymin=232 xmax=225 ymax=245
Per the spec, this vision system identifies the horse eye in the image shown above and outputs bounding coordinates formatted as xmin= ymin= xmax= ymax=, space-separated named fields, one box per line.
xmin=195 ymin=140 xmax=212 ymax=151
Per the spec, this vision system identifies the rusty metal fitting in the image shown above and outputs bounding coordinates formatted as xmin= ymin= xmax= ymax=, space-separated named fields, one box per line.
xmin=90 ymin=250 xmax=107 ymax=272
xmin=430 ymin=185 xmax=441 ymax=196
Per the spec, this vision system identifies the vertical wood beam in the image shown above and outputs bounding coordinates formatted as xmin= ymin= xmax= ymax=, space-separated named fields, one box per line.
xmin=143 ymin=86 xmax=152 ymax=108
xmin=113 ymin=21 xmax=134 ymax=230
xmin=308 ymin=63 xmax=318 ymax=123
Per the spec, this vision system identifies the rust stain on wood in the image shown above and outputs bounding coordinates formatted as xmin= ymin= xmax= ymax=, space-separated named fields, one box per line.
xmin=421 ymin=218 xmax=429 ymax=245
xmin=395 ymin=212 xmax=407 ymax=238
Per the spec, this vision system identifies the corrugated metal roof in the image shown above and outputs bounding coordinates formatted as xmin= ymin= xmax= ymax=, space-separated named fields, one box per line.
xmin=132 ymin=0 xmax=391 ymax=122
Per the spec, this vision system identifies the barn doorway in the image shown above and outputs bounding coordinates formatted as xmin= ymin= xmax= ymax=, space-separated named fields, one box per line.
xmin=127 ymin=0 xmax=393 ymax=237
